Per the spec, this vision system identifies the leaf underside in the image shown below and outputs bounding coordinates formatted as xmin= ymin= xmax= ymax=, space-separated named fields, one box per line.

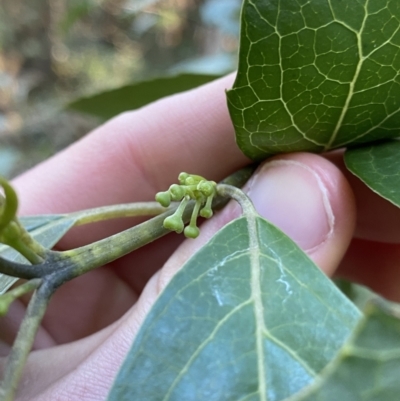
xmin=108 ymin=215 xmax=361 ymax=401
xmin=0 ymin=215 xmax=76 ymax=294
xmin=227 ymin=0 xmax=400 ymax=160
xmin=344 ymin=139 xmax=400 ymax=208
xmin=288 ymin=300 xmax=400 ymax=401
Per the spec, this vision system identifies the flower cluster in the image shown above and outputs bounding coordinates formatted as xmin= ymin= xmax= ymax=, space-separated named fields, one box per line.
xmin=155 ymin=173 xmax=216 ymax=238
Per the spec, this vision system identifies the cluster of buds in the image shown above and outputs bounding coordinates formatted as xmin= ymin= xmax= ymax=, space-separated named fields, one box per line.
xmin=155 ymin=173 xmax=217 ymax=238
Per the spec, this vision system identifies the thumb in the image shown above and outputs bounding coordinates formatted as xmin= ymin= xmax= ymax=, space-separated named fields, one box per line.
xmin=15 ymin=153 xmax=356 ymax=401
xmin=157 ymin=152 xmax=356 ymax=292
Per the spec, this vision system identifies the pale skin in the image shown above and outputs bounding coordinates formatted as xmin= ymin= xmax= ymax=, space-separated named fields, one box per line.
xmin=0 ymin=74 xmax=399 ymax=400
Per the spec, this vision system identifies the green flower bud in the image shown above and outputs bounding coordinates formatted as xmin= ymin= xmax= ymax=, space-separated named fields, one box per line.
xmin=184 ymin=225 xmax=200 ymax=239
xmin=163 ymin=215 xmax=184 ymax=233
xmin=169 ymin=184 xmax=185 ymax=201
xmin=200 ymin=207 xmax=213 ymax=219
xmin=197 ymin=180 xmax=216 ymax=197
xmin=178 ymin=172 xmax=189 ymax=185
xmin=160 ymin=173 xmax=217 ymax=239
xmin=155 ymin=191 xmax=171 ymax=207
xmin=185 ymin=176 xmax=196 ymax=186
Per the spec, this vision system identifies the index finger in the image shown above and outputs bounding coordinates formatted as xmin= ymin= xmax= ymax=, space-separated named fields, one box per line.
xmin=12 ymin=75 xmax=249 ymax=245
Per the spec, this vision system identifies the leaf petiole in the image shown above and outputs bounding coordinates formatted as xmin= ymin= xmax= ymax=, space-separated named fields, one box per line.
xmin=216 ymin=183 xmax=256 ymax=217
xmin=70 ymin=202 xmax=167 ymax=226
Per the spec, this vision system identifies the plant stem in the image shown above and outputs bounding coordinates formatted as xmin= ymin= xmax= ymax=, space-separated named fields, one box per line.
xmin=0 ymin=280 xmax=49 ymax=401
xmin=0 ymin=165 xmax=257 ymax=400
xmin=3 ymin=202 xmax=165 ymax=266
xmin=216 ymin=184 xmax=257 ymax=216
xmin=54 ymin=208 xmax=181 ymax=279
xmin=18 ymin=225 xmax=48 ymax=261
xmin=8 ymin=238 xmax=44 ymax=265
xmin=46 ymin=165 xmax=258 ymax=281
xmin=70 ymin=202 xmax=167 ymax=226
xmin=0 ymin=166 xmax=257 ymax=282
xmin=0 ymin=278 xmax=42 ymax=305
xmin=0 ymin=257 xmax=43 ymax=280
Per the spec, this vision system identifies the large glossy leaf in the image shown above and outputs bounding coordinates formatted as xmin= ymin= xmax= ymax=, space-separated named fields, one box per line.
xmin=344 ymin=140 xmax=400 ymax=208
xmin=227 ymin=0 xmax=400 ymax=160
xmin=288 ymin=299 xmax=400 ymax=401
xmin=0 ymin=215 xmax=77 ymax=294
xmin=68 ymin=74 xmax=221 ymax=120
xmin=108 ymin=215 xmax=361 ymax=401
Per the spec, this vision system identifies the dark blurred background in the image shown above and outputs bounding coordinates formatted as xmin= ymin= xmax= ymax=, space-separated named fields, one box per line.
xmin=0 ymin=0 xmax=241 ymax=177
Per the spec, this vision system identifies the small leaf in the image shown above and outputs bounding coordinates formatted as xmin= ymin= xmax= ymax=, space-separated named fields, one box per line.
xmin=108 ymin=215 xmax=361 ymax=401
xmin=0 ymin=215 xmax=77 ymax=294
xmin=288 ymin=299 xmax=400 ymax=401
xmin=227 ymin=0 xmax=400 ymax=160
xmin=344 ymin=140 xmax=400 ymax=208
xmin=68 ymin=74 xmax=221 ymax=120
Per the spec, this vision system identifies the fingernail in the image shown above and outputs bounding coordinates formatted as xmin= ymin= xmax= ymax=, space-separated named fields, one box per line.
xmin=246 ymin=160 xmax=334 ymax=251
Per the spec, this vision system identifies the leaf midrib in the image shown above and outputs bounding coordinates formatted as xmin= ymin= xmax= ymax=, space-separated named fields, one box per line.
xmin=324 ymin=1 xmax=369 ymax=150
xmin=326 ymin=0 xmax=400 ymax=150
xmin=247 ymin=212 xmax=267 ymax=401
xmin=161 ymin=211 xmax=318 ymax=401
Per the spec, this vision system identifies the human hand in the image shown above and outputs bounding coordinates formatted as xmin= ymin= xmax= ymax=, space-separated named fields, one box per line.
xmin=1 ymin=74 xmax=398 ymax=400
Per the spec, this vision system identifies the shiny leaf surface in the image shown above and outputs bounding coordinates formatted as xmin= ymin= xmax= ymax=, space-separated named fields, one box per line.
xmin=227 ymin=0 xmax=400 ymax=160
xmin=344 ymin=140 xmax=400 ymax=208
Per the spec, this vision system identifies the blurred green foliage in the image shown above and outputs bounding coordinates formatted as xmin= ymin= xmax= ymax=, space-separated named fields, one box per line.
xmin=0 ymin=0 xmax=241 ymax=177
xmin=68 ymin=73 xmax=221 ymax=120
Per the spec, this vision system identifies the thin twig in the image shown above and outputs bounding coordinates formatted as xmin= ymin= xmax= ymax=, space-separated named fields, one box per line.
xmin=51 ymin=166 xmax=257 ymax=281
xmin=70 ymin=202 xmax=167 ymax=226
xmin=0 ymin=279 xmax=48 ymax=401
xmin=0 ymin=279 xmax=42 ymax=314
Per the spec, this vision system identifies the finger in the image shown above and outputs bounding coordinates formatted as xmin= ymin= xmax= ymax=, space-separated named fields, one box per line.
xmin=30 ymin=236 xmax=184 ymax=345
xmin=9 ymin=153 xmax=357 ymax=400
xmin=39 ymin=266 xmax=137 ymax=344
xmin=14 ymin=152 xmax=357 ymax=345
xmin=7 ymin=74 xmax=248 ymax=345
xmin=327 ymin=150 xmax=400 ymax=243
xmin=12 ymin=74 xmax=249 ymax=247
xmin=9 ymin=274 xmax=160 ymax=401
xmin=159 ymin=152 xmax=356 ymax=291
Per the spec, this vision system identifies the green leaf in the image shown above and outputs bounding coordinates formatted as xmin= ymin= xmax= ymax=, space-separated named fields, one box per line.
xmin=344 ymin=140 xmax=400 ymax=208
xmin=288 ymin=300 xmax=400 ymax=401
xmin=0 ymin=215 xmax=77 ymax=294
xmin=227 ymin=0 xmax=400 ymax=160
xmin=108 ymin=215 xmax=361 ymax=401
xmin=68 ymin=74 xmax=221 ymax=120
